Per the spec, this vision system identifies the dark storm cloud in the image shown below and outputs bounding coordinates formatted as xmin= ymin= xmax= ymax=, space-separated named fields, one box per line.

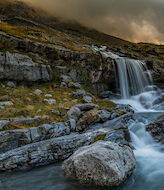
xmin=22 ymin=0 xmax=164 ymax=44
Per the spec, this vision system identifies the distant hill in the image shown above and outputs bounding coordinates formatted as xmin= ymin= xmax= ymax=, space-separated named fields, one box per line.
xmin=0 ymin=0 xmax=163 ymax=59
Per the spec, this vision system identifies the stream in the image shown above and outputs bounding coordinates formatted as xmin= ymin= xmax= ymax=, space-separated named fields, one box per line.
xmin=0 ymin=46 xmax=164 ymax=190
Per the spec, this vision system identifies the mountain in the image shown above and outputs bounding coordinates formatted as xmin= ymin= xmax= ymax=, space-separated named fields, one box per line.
xmin=0 ymin=0 xmax=163 ymax=86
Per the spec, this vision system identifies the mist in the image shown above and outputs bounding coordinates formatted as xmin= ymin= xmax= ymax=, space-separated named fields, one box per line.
xmin=21 ymin=0 xmax=164 ymax=44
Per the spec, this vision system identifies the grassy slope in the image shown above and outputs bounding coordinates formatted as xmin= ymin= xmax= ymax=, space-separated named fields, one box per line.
xmin=0 ymin=0 xmax=163 ymax=130
xmin=0 ymin=0 xmax=163 ymax=60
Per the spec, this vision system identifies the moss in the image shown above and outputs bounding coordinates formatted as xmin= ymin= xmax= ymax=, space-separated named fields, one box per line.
xmin=94 ymin=99 xmax=116 ymax=110
xmin=53 ymin=71 xmax=60 ymax=82
xmin=62 ymin=62 xmax=79 ymax=70
xmin=0 ymin=83 xmax=83 ymax=128
xmin=114 ymin=126 xmax=126 ymax=130
xmin=91 ymin=134 xmax=106 ymax=144
xmin=2 ymin=118 xmax=49 ymax=131
xmin=117 ymin=109 xmax=126 ymax=116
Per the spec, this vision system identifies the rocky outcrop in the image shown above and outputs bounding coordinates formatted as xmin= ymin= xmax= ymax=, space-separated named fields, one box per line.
xmin=0 ymin=124 xmax=132 ymax=171
xmin=0 ymin=51 xmax=52 ymax=82
xmin=146 ymin=115 xmax=164 ymax=143
xmin=0 ymin=109 xmax=133 ymax=171
xmin=0 ymin=32 xmax=117 ymax=91
xmin=145 ymin=57 xmax=164 ymax=84
xmin=62 ymin=141 xmax=135 ymax=187
xmin=0 ymin=122 xmax=72 ymax=154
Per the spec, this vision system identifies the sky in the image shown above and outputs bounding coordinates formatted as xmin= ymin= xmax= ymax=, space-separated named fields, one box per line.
xmin=22 ymin=0 xmax=164 ymax=44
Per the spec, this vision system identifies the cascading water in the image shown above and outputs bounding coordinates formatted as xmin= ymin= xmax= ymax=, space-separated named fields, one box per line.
xmin=92 ymin=45 xmax=164 ymax=112
xmin=91 ymin=45 xmax=164 ymax=190
xmin=0 ymin=45 xmax=163 ymax=190
xmin=115 ymin=58 xmax=152 ymax=99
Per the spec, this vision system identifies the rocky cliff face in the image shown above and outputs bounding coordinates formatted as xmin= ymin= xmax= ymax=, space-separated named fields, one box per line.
xmin=0 ymin=51 xmax=52 ymax=82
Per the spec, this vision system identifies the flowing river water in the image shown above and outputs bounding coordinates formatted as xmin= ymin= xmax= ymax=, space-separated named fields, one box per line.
xmin=0 ymin=46 xmax=164 ymax=190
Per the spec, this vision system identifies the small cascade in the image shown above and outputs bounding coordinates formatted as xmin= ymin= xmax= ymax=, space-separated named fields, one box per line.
xmin=92 ymin=45 xmax=163 ymax=111
xmin=115 ymin=58 xmax=152 ymax=99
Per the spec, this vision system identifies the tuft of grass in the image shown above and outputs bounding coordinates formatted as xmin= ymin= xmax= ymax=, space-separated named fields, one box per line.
xmin=91 ymin=134 xmax=106 ymax=144
xmin=94 ymin=99 xmax=116 ymax=110
xmin=0 ymin=82 xmax=83 ymax=127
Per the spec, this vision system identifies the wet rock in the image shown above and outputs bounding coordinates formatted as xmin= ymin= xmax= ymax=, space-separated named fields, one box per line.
xmin=7 ymin=81 xmax=16 ymax=88
xmin=0 ymin=117 xmax=133 ymax=171
xmin=76 ymin=110 xmax=100 ymax=132
xmin=34 ymin=89 xmax=42 ymax=95
xmin=98 ymin=110 xmax=111 ymax=122
xmin=152 ymin=95 xmax=164 ymax=105
xmin=105 ymin=127 xmax=131 ymax=146
xmin=115 ymin=104 xmax=134 ymax=113
xmin=146 ymin=115 xmax=164 ymax=143
xmin=50 ymin=122 xmax=71 ymax=138
xmin=110 ymin=112 xmax=119 ymax=120
xmin=100 ymin=91 xmax=121 ymax=99
xmin=62 ymin=141 xmax=135 ymax=187
xmin=0 ymin=130 xmax=104 ymax=171
xmin=67 ymin=107 xmax=81 ymax=121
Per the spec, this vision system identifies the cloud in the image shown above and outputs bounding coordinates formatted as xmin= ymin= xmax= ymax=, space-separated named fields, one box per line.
xmin=21 ymin=0 xmax=164 ymax=44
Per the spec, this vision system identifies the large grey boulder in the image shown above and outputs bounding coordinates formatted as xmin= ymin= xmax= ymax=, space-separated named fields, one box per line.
xmin=0 ymin=52 xmax=52 ymax=82
xmin=62 ymin=141 xmax=135 ymax=187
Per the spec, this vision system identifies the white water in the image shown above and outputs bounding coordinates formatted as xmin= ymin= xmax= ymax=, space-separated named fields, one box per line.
xmin=0 ymin=46 xmax=163 ymax=190
xmin=92 ymin=45 xmax=164 ymax=112
xmin=92 ymin=45 xmax=164 ymax=190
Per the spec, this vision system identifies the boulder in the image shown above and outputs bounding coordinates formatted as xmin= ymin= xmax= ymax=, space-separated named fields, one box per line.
xmin=0 ymin=120 xmax=10 ymax=130
xmin=43 ymin=99 xmax=56 ymax=105
xmin=7 ymin=81 xmax=16 ymax=88
xmin=67 ymin=107 xmax=82 ymax=121
xmin=75 ymin=103 xmax=97 ymax=111
xmin=62 ymin=141 xmax=135 ymax=187
xmin=76 ymin=110 xmax=100 ymax=131
xmin=82 ymin=95 xmax=92 ymax=103
xmin=0 ymin=52 xmax=52 ymax=82
xmin=0 ymin=101 xmax=13 ymax=106
xmin=146 ymin=115 xmax=164 ymax=143
xmin=98 ymin=110 xmax=111 ymax=122
xmin=34 ymin=89 xmax=42 ymax=95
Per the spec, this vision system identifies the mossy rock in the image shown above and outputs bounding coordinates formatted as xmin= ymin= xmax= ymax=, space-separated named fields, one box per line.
xmin=91 ymin=134 xmax=106 ymax=144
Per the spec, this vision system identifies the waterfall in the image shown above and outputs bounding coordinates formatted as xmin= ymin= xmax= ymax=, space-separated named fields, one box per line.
xmin=91 ymin=45 xmax=163 ymax=111
xmin=115 ymin=58 xmax=152 ymax=99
